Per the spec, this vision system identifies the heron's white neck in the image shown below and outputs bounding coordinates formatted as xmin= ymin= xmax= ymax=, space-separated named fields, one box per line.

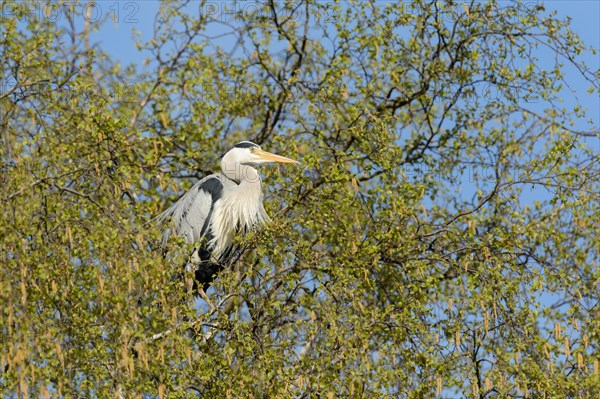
xmin=221 ymin=162 xmax=261 ymax=187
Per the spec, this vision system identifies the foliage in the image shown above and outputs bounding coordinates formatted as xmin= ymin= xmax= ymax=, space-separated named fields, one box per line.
xmin=1 ymin=0 xmax=598 ymax=397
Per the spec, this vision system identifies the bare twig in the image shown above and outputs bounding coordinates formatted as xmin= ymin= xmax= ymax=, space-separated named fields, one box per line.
xmin=141 ymin=293 xmax=235 ymax=346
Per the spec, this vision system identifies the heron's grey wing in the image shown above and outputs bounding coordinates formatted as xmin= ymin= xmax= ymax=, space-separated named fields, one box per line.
xmin=155 ymin=175 xmax=225 ymax=246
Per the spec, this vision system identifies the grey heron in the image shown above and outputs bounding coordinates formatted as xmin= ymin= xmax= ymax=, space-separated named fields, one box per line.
xmin=156 ymin=141 xmax=298 ymax=294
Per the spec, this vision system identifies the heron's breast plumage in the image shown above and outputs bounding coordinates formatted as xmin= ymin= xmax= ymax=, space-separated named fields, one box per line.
xmin=208 ymin=173 xmax=268 ymax=260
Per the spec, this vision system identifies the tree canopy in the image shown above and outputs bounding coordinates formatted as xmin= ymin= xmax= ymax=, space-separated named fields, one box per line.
xmin=1 ymin=0 xmax=598 ymax=397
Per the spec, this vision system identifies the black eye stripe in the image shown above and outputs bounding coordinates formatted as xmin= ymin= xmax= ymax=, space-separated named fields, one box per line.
xmin=234 ymin=141 xmax=260 ymax=149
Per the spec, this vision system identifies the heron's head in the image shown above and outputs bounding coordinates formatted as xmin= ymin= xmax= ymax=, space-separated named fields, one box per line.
xmin=221 ymin=141 xmax=298 ymax=167
xmin=220 ymin=141 xmax=298 ymax=183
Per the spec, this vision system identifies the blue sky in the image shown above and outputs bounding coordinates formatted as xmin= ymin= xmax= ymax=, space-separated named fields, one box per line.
xmin=82 ymin=0 xmax=597 ymax=220
xmin=84 ymin=1 xmax=598 ymax=134
xmin=5 ymin=1 xmax=595 ymax=130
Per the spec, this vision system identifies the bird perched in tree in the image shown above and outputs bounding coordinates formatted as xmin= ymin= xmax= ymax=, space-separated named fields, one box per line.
xmin=156 ymin=141 xmax=298 ymax=296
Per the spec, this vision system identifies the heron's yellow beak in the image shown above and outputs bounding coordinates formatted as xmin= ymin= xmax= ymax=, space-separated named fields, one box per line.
xmin=254 ymin=148 xmax=299 ymax=164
